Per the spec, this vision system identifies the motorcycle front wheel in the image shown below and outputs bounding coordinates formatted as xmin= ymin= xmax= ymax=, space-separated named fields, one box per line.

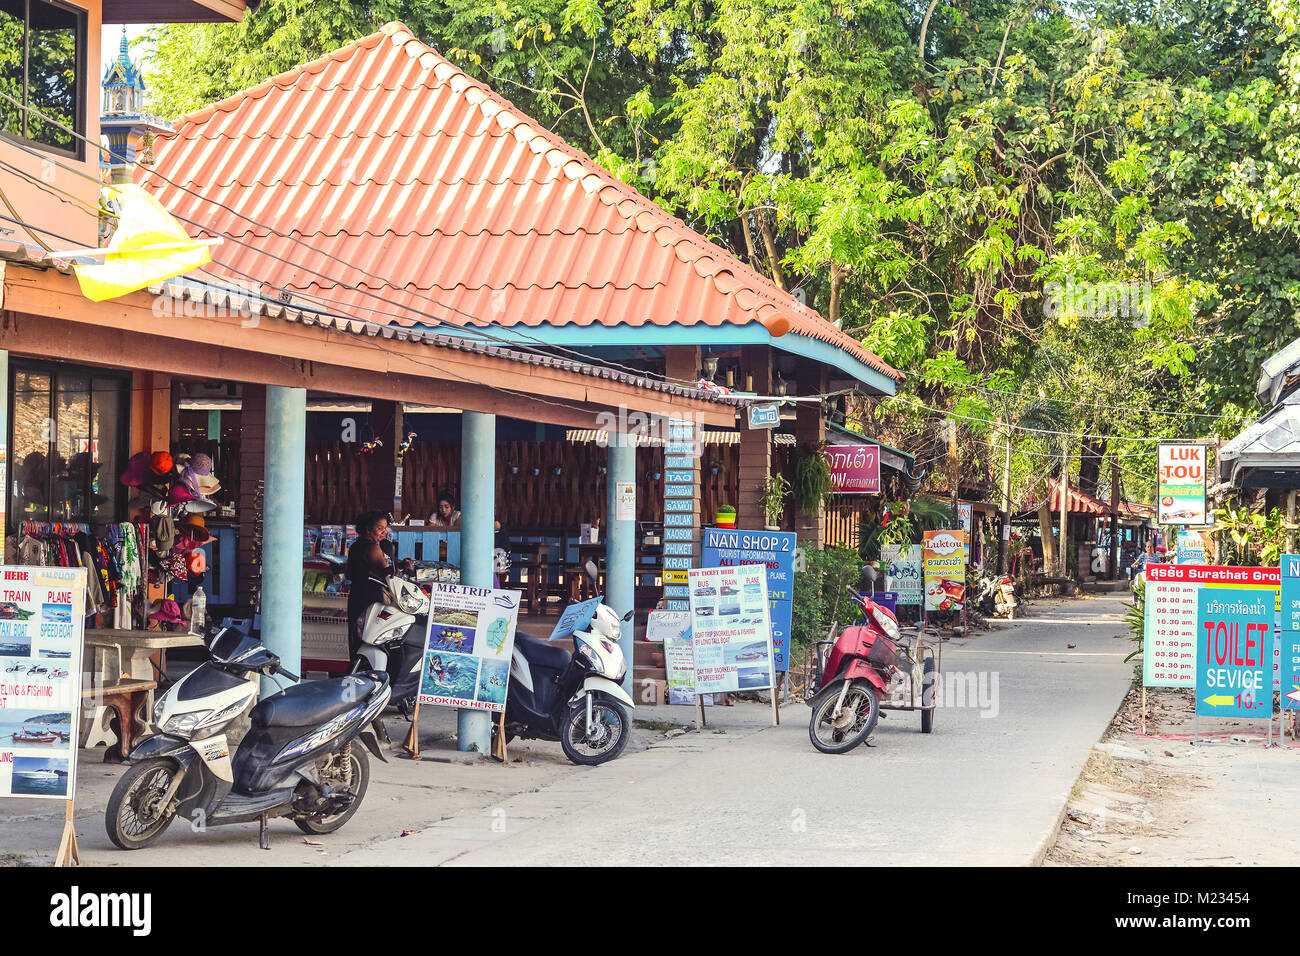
xmin=561 ymin=694 xmax=630 ymax=766
xmin=106 ymin=758 xmax=182 ymax=850
xmin=809 ymin=680 xmax=879 ymax=754
xmin=295 ymin=744 xmax=370 ymax=835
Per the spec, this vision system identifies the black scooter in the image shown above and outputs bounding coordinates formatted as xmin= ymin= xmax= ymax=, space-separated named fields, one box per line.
xmin=105 ymin=626 xmax=390 ymax=850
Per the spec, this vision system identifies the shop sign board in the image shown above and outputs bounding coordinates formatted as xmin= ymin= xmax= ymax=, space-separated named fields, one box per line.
xmin=0 ymin=566 xmax=86 ymax=800
xmin=1195 ymin=585 xmax=1273 ymax=719
xmin=1279 ymin=626 xmax=1300 ymax=710
xmin=547 ymin=596 xmax=601 ymax=641
xmin=687 ymin=565 xmax=774 ymax=694
xmin=418 ymin=583 xmax=521 ymax=713
xmin=747 ymin=404 xmax=780 ymax=429
xmin=1176 ymin=531 xmax=1208 ymax=565
xmin=882 ymin=544 xmax=922 ymax=605
xmin=1143 ymin=564 xmax=1278 ymax=688
xmin=1157 ymin=443 xmax=1209 ymax=525
xmin=922 ymin=530 xmax=967 ymax=612
xmin=826 ymin=444 xmax=880 ymax=494
xmin=660 ymin=616 xmax=712 ymax=706
xmin=701 ymin=528 xmax=796 ymax=671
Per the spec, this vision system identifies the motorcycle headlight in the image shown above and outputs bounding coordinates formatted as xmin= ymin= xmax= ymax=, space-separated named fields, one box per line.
xmin=575 ymin=642 xmax=606 ymax=676
xmin=151 ymin=697 xmax=168 ymax=724
xmin=397 ymin=586 xmax=424 ymax=614
xmin=162 ymin=710 xmax=212 ymax=739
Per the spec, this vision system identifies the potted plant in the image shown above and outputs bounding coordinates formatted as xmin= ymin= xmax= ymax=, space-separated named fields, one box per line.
xmin=715 ymin=504 xmax=737 ymax=528
xmin=793 ymin=443 xmax=834 ymax=516
xmin=758 ymin=473 xmax=791 ymax=531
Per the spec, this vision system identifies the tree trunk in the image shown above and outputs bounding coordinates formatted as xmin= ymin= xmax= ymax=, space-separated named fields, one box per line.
xmin=1037 ymin=501 xmax=1056 ymax=571
xmin=755 ymin=214 xmax=787 ymax=292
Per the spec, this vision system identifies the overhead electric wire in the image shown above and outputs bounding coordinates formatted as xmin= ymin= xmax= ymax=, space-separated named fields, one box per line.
xmin=908 ymin=372 xmax=1236 ymax=422
xmin=889 ymin=395 xmax=1212 ymax=443
xmin=0 ymin=89 xmax=719 ymax=392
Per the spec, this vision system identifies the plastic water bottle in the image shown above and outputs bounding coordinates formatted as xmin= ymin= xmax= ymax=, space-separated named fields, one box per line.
xmin=190 ymin=587 xmax=206 ymax=634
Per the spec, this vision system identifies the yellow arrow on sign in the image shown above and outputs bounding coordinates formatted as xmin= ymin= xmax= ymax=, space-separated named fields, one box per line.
xmin=663 ymin=569 xmax=688 ymax=584
xmin=1201 ymin=694 xmax=1236 ymax=707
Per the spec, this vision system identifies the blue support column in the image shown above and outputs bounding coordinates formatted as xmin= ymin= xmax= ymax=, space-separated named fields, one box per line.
xmin=607 ymin=434 xmax=636 ymax=696
xmin=458 ymin=411 xmax=495 ymax=753
xmin=261 ymin=386 xmax=306 ymax=696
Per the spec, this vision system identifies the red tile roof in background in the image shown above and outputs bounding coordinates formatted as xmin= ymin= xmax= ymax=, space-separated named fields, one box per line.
xmin=142 ymin=22 xmax=900 ymax=383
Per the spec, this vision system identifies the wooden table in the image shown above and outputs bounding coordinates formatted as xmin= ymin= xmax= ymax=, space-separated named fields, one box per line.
xmin=83 ymin=629 xmax=203 ymax=688
xmin=81 ymin=677 xmax=158 ymax=758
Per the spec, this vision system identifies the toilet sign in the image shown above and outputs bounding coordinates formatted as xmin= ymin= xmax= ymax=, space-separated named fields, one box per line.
xmin=1195 ymin=586 xmax=1273 ymax=719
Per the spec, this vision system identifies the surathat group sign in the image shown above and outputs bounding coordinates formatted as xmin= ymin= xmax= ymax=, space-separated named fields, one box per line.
xmin=1157 ymin=443 xmax=1209 ymax=526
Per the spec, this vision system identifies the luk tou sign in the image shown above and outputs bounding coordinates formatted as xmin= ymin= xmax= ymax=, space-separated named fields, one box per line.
xmin=1157 ymin=443 xmax=1209 ymax=525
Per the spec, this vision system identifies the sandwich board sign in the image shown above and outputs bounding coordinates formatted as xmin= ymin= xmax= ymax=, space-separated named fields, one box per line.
xmin=0 ymin=566 xmax=87 ymax=865
xmin=1143 ymin=564 xmax=1278 ymax=688
xmin=1195 ymin=585 xmax=1273 ymax=719
xmin=417 ymin=583 xmax=521 ymax=713
xmin=686 ymin=565 xmax=774 ymax=696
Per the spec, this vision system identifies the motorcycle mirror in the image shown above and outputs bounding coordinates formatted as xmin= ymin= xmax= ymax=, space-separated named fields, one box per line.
xmin=585 ymin=559 xmax=599 ymax=583
xmin=622 ymin=609 xmax=634 ymax=622
xmin=859 ymin=564 xmax=879 ymax=591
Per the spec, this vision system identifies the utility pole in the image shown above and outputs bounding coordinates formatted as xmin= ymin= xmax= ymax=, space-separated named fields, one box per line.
xmin=1059 ymin=443 xmax=1070 ymax=578
xmin=998 ymin=421 xmax=1012 ymax=575
xmin=1109 ymin=454 xmax=1120 ymax=580
xmin=947 ymin=418 xmax=959 ymax=530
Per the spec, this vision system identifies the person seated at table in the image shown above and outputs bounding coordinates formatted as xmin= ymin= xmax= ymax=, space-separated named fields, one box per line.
xmin=429 ymin=491 xmax=462 ymax=530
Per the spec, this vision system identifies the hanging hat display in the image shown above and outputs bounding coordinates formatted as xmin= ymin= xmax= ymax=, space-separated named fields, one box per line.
xmin=120 ymin=451 xmax=153 ymax=487
xmin=177 ymin=514 xmax=210 ymax=543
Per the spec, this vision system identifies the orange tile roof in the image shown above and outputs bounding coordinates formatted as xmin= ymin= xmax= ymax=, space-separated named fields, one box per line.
xmin=142 ymin=21 xmax=901 ymax=384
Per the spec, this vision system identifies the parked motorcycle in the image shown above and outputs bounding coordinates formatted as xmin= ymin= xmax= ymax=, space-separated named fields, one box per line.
xmin=105 ymin=625 xmax=389 ymax=850
xmin=976 ymin=573 xmax=1020 ymax=618
xmin=349 ymin=573 xmax=429 ymax=719
xmin=807 ymin=577 xmax=915 ymax=754
xmin=502 ymin=561 xmax=636 ymax=765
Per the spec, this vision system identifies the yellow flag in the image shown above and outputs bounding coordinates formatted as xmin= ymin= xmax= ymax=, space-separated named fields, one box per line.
xmin=73 ymin=184 xmax=215 ymax=302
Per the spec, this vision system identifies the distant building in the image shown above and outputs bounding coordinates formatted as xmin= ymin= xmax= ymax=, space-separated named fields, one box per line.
xmin=99 ymin=28 xmax=171 ymax=185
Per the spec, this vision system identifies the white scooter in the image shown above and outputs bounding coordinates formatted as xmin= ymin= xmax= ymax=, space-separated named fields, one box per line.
xmin=501 ymin=562 xmax=636 ymax=765
xmin=350 ymin=574 xmax=429 ymax=718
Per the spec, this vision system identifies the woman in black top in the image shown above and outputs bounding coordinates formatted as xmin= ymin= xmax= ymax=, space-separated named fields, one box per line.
xmin=346 ymin=511 xmax=393 ymax=658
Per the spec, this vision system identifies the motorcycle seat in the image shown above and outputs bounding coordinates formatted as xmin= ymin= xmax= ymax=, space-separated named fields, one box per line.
xmin=514 ymin=632 xmax=572 ymax=671
xmin=251 ymin=674 xmax=380 ymax=729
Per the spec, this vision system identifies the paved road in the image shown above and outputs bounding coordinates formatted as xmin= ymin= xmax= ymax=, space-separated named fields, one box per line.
xmin=0 ymin=594 xmax=1132 ymax=866
xmin=341 ymin=594 xmax=1134 ymax=866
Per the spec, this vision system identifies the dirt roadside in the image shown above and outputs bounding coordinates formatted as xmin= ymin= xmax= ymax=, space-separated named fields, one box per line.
xmin=1044 ymin=685 xmax=1300 ymax=866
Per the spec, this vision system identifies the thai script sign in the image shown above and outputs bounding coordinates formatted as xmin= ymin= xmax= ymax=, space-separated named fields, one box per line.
xmin=1143 ymin=564 xmax=1278 ymax=688
xmin=1196 ymin=586 xmax=1272 ymax=719
xmin=826 ymin=444 xmax=880 ymax=495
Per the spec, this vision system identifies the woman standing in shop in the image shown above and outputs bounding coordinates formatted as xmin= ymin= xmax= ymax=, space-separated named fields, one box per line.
xmin=346 ymin=511 xmax=395 ymax=657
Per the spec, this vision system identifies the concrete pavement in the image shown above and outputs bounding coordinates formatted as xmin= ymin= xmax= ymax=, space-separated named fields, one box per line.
xmin=0 ymin=594 xmax=1133 ymax=866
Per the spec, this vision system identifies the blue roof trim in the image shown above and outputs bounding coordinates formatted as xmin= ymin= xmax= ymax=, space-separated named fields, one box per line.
xmin=416 ymin=323 xmax=898 ymax=396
